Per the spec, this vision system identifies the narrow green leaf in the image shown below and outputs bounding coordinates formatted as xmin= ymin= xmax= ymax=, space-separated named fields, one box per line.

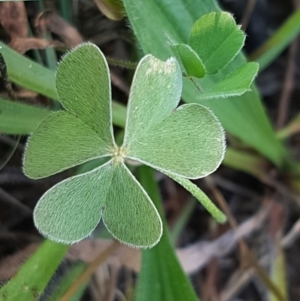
xmin=33 ymin=161 xmax=113 ymax=244
xmin=24 ymin=111 xmax=111 ymax=179
xmin=123 ymin=55 xmax=182 ymax=146
xmin=47 ymin=263 xmax=86 ymax=301
xmin=170 ymin=198 xmax=196 ymax=243
xmin=250 ymin=8 xmax=300 ymax=72
xmin=128 ymin=104 xmax=225 ymax=179
xmin=56 ymin=43 xmax=114 ymax=144
xmin=200 ymin=62 xmax=259 ymax=100
xmin=0 ymin=136 xmax=20 ymax=170
xmin=135 ymin=165 xmax=198 ymax=301
xmin=0 ymin=240 xmax=68 ymax=301
xmin=58 ymin=0 xmax=73 ymax=23
xmin=189 ymin=12 xmax=245 ymax=74
xmin=170 ymin=43 xmax=206 ymax=78
xmin=223 ymin=147 xmax=269 ymax=180
xmin=122 ymin=0 xmax=286 ymax=165
xmin=269 ymin=242 xmax=288 ymax=301
xmin=103 ymin=162 xmax=162 ymax=248
xmin=0 ymin=42 xmax=57 ymax=100
xmin=0 ymin=97 xmax=50 ymax=134
xmin=166 ymin=172 xmax=226 ymax=223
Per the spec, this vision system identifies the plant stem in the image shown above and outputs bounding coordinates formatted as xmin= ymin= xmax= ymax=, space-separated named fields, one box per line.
xmin=106 ymin=56 xmax=137 ymax=69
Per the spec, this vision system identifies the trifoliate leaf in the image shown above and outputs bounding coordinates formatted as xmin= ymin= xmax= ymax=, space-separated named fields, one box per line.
xmin=123 ymin=55 xmax=182 ymax=146
xmin=34 ymin=160 xmax=162 ymax=247
xmin=24 ymin=111 xmax=110 ymax=179
xmin=24 ymin=43 xmax=226 ymax=249
xmin=170 ymin=43 xmax=206 ymax=78
xmin=200 ymin=62 xmax=259 ymax=100
xmin=189 ymin=12 xmax=245 ymax=74
xmin=56 ymin=42 xmax=114 ymax=145
xmin=127 ymin=103 xmax=225 ymax=179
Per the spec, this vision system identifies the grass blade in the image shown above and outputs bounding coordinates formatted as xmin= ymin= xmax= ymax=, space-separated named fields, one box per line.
xmin=0 ymin=97 xmax=50 ymax=134
xmin=136 ymin=165 xmax=199 ymax=301
xmin=0 ymin=240 xmax=68 ymax=301
xmin=0 ymin=42 xmax=57 ymax=100
xmin=250 ymin=8 xmax=300 ymax=72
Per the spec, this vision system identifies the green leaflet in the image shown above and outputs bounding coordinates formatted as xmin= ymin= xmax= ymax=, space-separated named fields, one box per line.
xmin=127 ymin=104 xmax=225 ymax=179
xmin=189 ymin=12 xmax=245 ymax=74
xmin=200 ymin=62 xmax=259 ymax=100
xmin=24 ymin=111 xmax=111 ymax=179
xmin=24 ymin=43 xmax=225 ymax=247
xmin=169 ymin=12 xmax=245 ymax=78
xmin=169 ymin=44 xmax=206 ymax=78
xmin=123 ymin=55 xmax=182 ymax=145
xmin=102 ymin=162 xmax=162 ymax=248
xmin=56 ymin=43 xmax=114 ymax=143
xmin=33 ymin=162 xmax=111 ymax=244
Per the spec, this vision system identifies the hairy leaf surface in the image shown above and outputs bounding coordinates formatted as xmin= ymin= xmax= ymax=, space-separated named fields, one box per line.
xmin=189 ymin=12 xmax=245 ymax=74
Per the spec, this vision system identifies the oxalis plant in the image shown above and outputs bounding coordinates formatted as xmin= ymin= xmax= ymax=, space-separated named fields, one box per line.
xmin=170 ymin=12 xmax=259 ymax=99
xmin=23 ymin=12 xmax=257 ymax=249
